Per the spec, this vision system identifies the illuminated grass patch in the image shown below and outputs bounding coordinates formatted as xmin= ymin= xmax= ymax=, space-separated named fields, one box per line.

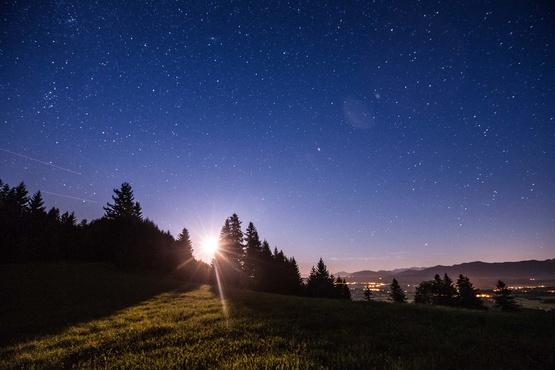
xmin=1 ymin=264 xmax=554 ymax=369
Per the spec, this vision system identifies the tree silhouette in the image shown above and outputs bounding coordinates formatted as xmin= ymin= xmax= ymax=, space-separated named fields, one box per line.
xmin=414 ymin=280 xmax=434 ymax=304
xmin=58 ymin=211 xmax=78 ymax=260
xmin=334 ymin=276 xmax=352 ymax=300
xmin=176 ymin=228 xmax=194 ymax=261
xmin=415 ymin=274 xmax=458 ymax=306
xmin=432 ymin=273 xmax=457 ymax=306
xmin=28 ymin=191 xmax=46 ymax=214
xmin=243 ymin=222 xmax=262 ymax=289
xmin=214 ymin=214 xmax=245 ymax=287
xmin=103 ymin=182 xmax=142 ymax=220
xmin=0 ymin=181 xmax=31 ymax=261
xmin=456 ymin=274 xmax=485 ymax=309
xmin=284 ymin=256 xmax=304 ymax=295
xmin=306 ymin=258 xmax=335 ymax=299
xmin=98 ymin=183 xmax=150 ymax=270
xmin=27 ymin=191 xmax=48 ymax=260
xmin=389 ymin=278 xmax=407 ymax=303
xmin=363 ymin=285 xmax=373 ymax=301
xmin=258 ymin=239 xmax=274 ymax=292
xmin=493 ymin=280 xmax=520 ymax=312
xmin=174 ymin=227 xmax=195 ymax=276
xmin=269 ymin=248 xmax=304 ymax=295
xmin=11 ymin=182 xmax=30 ymax=212
xmin=0 ymin=179 xmax=89 ymax=262
xmin=0 ymin=180 xmax=304 ymax=289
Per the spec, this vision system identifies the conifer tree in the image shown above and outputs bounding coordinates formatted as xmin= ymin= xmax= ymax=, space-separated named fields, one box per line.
xmin=100 ymin=183 xmax=143 ymax=270
xmin=13 ymin=182 xmax=30 ymax=212
xmin=27 ymin=191 xmax=48 ymax=259
xmin=60 ymin=211 xmax=77 ymax=227
xmin=493 ymin=280 xmax=520 ymax=312
xmin=306 ymin=258 xmax=335 ymax=299
xmin=363 ymin=284 xmax=373 ymax=301
xmin=58 ymin=211 xmax=78 ymax=260
xmin=285 ymin=256 xmax=304 ymax=295
xmin=243 ymin=222 xmax=262 ymax=289
xmin=258 ymin=239 xmax=274 ymax=292
xmin=389 ymin=278 xmax=407 ymax=303
xmin=414 ymin=280 xmax=434 ymax=304
xmin=334 ymin=276 xmax=352 ymax=300
xmin=214 ymin=214 xmax=244 ymax=287
xmin=456 ymin=274 xmax=485 ymax=309
xmin=270 ymin=247 xmax=286 ymax=293
xmin=0 ymin=181 xmax=29 ymax=261
xmin=103 ymin=182 xmax=142 ymax=220
xmin=29 ymin=191 xmax=46 ymax=215
xmin=176 ymin=227 xmax=194 ymax=260
xmin=267 ymin=248 xmax=304 ymax=295
xmin=228 ymin=213 xmax=244 ymax=267
xmin=432 ymin=273 xmax=457 ymax=306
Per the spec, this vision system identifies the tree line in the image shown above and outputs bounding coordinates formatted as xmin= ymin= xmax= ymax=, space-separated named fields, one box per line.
xmin=2 ymin=178 xmax=519 ymax=309
xmin=0 ymin=179 xmax=352 ymax=300
xmin=0 ymin=179 xmax=207 ymax=280
xmin=209 ymin=213 xmax=351 ymax=300
xmin=212 ymin=213 xmax=304 ymax=295
xmin=367 ymin=273 xmax=519 ymax=312
xmin=414 ymin=273 xmax=519 ymax=311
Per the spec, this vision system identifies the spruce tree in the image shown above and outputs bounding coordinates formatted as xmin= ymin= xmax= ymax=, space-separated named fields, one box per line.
xmin=13 ymin=182 xmax=30 ymax=212
xmin=214 ymin=214 xmax=244 ymax=287
xmin=306 ymin=258 xmax=335 ymax=299
xmin=456 ymin=274 xmax=485 ymax=309
xmin=363 ymin=285 xmax=373 ymax=301
xmin=174 ymin=227 xmax=194 ymax=274
xmin=103 ymin=182 xmax=142 ymax=220
xmin=334 ymin=276 xmax=351 ymax=300
xmin=432 ymin=273 xmax=457 ymax=306
xmin=493 ymin=280 xmax=520 ymax=312
xmin=389 ymin=278 xmax=407 ymax=303
xmin=258 ymin=239 xmax=274 ymax=292
xmin=243 ymin=221 xmax=262 ymax=289
xmin=27 ymin=191 xmax=48 ymax=259
xmin=28 ymin=191 xmax=46 ymax=214
xmin=101 ymin=183 xmax=143 ymax=270
xmin=284 ymin=256 xmax=304 ymax=295
xmin=228 ymin=214 xmax=244 ymax=267
xmin=271 ymin=248 xmax=287 ymax=293
xmin=60 ymin=211 xmax=77 ymax=227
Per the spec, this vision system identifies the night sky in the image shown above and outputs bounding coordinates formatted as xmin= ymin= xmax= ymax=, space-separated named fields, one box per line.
xmin=1 ymin=1 xmax=554 ymax=274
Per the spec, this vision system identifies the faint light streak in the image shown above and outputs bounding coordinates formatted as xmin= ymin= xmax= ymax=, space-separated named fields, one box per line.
xmin=213 ymin=260 xmax=230 ymax=328
xmin=42 ymin=191 xmax=100 ymax=204
xmin=0 ymin=147 xmax=82 ymax=175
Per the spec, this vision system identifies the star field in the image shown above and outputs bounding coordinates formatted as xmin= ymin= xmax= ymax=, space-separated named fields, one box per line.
xmin=1 ymin=1 xmax=554 ymax=273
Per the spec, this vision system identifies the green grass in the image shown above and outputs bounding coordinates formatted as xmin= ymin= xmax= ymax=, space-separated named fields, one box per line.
xmin=1 ymin=264 xmax=554 ymax=369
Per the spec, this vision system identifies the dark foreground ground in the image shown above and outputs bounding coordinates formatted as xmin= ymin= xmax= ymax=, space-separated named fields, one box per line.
xmin=1 ymin=263 xmax=554 ymax=369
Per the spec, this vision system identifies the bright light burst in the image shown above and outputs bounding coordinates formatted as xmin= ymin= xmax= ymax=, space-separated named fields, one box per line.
xmin=202 ymin=237 xmax=218 ymax=255
xmin=195 ymin=236 xmax=218 ymax=263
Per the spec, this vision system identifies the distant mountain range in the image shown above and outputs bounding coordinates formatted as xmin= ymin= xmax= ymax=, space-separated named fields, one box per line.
xmin=337 ymin=259 xmax=555 ymax=289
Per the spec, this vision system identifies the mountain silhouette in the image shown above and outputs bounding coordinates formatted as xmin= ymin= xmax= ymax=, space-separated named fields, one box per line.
xmin=340 ymin=259 xmax=555 ymax=289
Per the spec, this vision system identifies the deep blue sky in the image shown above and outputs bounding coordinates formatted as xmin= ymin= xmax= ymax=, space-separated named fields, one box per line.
xmin=1 ymin=1 xmax=554 ymax=274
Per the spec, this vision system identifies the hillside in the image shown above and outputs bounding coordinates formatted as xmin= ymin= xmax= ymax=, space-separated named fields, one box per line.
xmin=1 ymin=263 xmax=555 ymax=369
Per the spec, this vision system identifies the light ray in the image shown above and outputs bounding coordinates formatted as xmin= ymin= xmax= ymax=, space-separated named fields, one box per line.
xmin=213 ymin=261 xmax=230 ymax=327
xmin=0 ymin=147 xmax=82 ymax=175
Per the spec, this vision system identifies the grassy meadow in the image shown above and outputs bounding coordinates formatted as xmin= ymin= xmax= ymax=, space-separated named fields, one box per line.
xmin=1 ymin=263 xmax=554 ymax=369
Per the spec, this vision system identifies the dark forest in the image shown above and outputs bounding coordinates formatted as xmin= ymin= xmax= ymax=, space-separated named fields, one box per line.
xmin=0 ymin=179 xmax=353 ymax=300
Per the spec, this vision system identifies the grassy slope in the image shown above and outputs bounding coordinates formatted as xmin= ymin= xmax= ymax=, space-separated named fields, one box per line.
xmin=1 ymin=264 xmax=554 ymax=369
